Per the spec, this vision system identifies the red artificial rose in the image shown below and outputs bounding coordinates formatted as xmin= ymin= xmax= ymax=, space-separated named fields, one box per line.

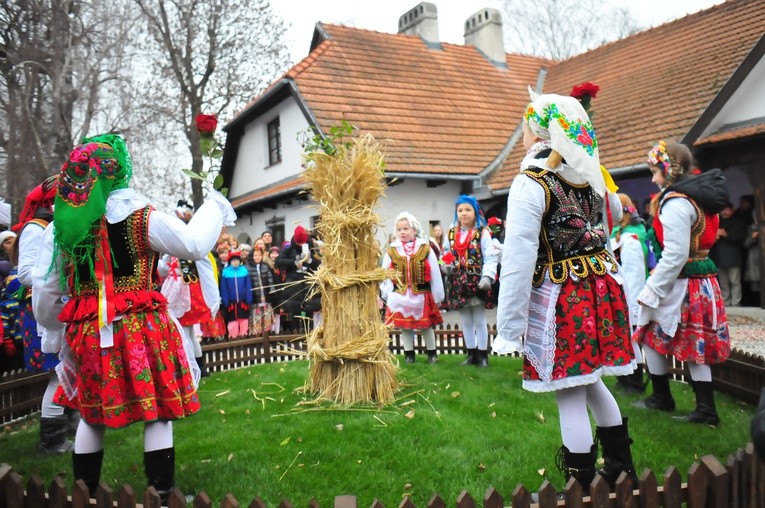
xmin=570 ymin=82 xmax=600 ymax=100
xmin=441 ymin=251 xmax=456 ymax=265
xmin=195 ymin=114 xmax=218 ymax=136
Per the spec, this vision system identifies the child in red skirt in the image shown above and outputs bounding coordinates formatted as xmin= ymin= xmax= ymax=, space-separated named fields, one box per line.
xmin=32 ymin=134 xmax=235 ymax=500
xmin=632 ymin=141 xmax=730 ymax=425
xmin=495 ymin=90 xmax=637 ymax=491
xmin=380 ymin=212 xmax=444 ymax=363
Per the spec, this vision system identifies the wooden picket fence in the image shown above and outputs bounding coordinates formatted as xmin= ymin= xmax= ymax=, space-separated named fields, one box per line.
xmin=2 ymin=325 xmax=765 ymax=424
xmin=1 ymin=444 xmax=764 ymax=507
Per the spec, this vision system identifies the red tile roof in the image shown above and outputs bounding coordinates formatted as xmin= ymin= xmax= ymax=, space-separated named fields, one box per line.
xmin=695 ymin=122 xmax=765 ymax=146
xmin=488 ymin=0 xmax=765 ymax=190
xmin=229 ymin=176 xmax=305 ymax=209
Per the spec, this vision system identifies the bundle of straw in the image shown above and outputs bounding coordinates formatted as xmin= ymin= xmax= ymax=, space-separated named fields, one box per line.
xmin=303 ymin=133 xmax=397 ymax=404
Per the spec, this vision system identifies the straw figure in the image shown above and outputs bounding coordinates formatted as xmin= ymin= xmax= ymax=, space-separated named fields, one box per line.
xmin=302 ymin=132 xmax=398 ymax=404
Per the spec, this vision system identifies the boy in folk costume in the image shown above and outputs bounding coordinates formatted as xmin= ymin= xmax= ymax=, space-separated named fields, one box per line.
xmin=442 ymin=195 xmax=498 ymax=367
xmin=380 ymin=212 xmax=444 ymax=364
xmin=632 ymin=141 xmax=730 ymax=425
xmin=495 ymin=90 xmax=637 ymax=490
xmin=159 ymin=199 xmax=221 ymax=379
xmin=14 ymin=175 xmax=76 ymax=454
xmin=32 ymin=134 xmax=235 ymax=500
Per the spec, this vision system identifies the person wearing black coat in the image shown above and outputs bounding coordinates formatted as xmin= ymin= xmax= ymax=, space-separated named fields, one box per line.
xmin=246 ymin=248 xmax=275 ymax=337
xmin=274 ymin=226 xmax=314 ymax=333
xmin=710 ymin=202 xmax=748 ymax=307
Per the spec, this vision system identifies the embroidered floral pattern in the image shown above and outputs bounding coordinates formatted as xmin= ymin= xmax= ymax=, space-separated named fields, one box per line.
xmin=633 ymin=277 xmax=730 ymax=364
xmin=525 ymin=104 xmax=598 ymax=155
xmin=522 ymin=274 xmax=633 ymax=384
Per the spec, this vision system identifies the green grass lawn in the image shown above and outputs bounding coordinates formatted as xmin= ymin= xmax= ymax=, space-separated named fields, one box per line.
xmin=0 ymin=355 xmax=756 ymax=506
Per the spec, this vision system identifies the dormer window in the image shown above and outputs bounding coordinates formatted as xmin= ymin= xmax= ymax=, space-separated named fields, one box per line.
xmin=267 ymin=117 xmax=281 ymax=166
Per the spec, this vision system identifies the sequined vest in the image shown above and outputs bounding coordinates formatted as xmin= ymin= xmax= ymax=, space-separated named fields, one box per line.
xmin=178 ymin=259 xmax=200 ymax=285
xmin=522 ymin=167 xmax=616 ymax=287
xmin=446 ymin=227 xmax=484 ymax=275
xmin=653 ymin=192 xmax=719 ymax=278
xmin=388 ymin=243 xmax=431 ymax=294
xmin=70 ymin=206 xmax=159 ymax=297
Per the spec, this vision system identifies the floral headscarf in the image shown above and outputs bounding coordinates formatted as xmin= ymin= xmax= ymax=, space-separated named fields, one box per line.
xmin=524 ymin=88 xmax=605 ymax=196
xmin=12 ymin=175 xmax=59 ymax=233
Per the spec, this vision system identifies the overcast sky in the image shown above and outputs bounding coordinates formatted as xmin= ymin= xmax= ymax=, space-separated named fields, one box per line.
xmin=272 ymin=0 xmax=725 ymax=63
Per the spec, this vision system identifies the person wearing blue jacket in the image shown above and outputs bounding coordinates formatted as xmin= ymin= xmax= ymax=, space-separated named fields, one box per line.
xmin=220 ymin=251 xmax=252 ymax=339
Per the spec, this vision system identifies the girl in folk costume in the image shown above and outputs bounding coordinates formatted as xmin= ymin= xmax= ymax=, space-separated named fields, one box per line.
xmin=442 ymin=195 xmax=498 ymax=367
xmin=32 ymin=134 xmax=236 ymax=500
xmin=159 ymin=200 xmax=221 ymax=379
xmin=381 ymin=212 xmax=445 ymax=364
xmin=247 ymin=248 xmax=275 ymax=337
xmin=14 ymin=175 xmax=75 ymax=454
xmin=220 ymin=251 xmax=252 ymax=339
xmin=495 ymin=90 xmax=637 ymax=491
xmin=611 ymin=194 xmax=649 ymax=394
xmin=632 ymin=141 xmax=730 ymax=425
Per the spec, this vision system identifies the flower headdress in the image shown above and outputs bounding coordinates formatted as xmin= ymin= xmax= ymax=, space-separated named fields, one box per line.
xmin=647 ymin=140 xmax=673 ymax=179
xmin=524 ymin=87 xmax=604 ymax=196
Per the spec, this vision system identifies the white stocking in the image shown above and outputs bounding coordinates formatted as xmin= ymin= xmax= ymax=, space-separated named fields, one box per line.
xmin=643 ymin=346 xmax=669 ymax=375
xmin=41 ymin=372 xmax=65 ymax=418
xmin=688 ymin=363 xmax=712 ymax=382
xmin=74 ymin=420 xmax=105 ymax=454
xmin=585 ymin=379 xmax=622 ymax=427
xmin=144 ymin=421 xmax=173 ymax=452
xmin=555 ymin=386 xmax=594 ymax=453
xmin=422 ymin=328 xmax=436 ymax=350
xmin=459 ymin=308 xmax=476 ymax=348
xmin=401 ymin=330 xmax=415 ymax=352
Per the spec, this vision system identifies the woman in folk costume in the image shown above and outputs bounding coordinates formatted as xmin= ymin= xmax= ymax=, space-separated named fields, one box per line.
xmin=381 ymin=212 xmax=444 ymax=364
xmin=13 ymin=175 xmax=75 ymax=454
xmin=32 ymin=134 xmax=235 ymax=500
xmin=441 ymin=196 xmax=498 ymax=367
xmin=159 ymin=199 xmax=221 ymax=379
xmin=632 ymin=141 xmax=730 ymax=425
xmin=494 ymin=90 xmax=637 ymax=491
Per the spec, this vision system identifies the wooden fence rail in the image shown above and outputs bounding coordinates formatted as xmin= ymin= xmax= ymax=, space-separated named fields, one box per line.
xmin=2 ymin=324 xmax=764 ymax=425
xmin=1 ymin=445 xmax=764 ymax=507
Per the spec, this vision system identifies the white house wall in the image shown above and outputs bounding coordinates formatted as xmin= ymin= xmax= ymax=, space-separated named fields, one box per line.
xmin=228 ymin=97 xmax=311 ymax=199
xmin=699 ymin=53 xmax=765 ymax=138
xmin=225 ymin=178 xmax=465 ymax=249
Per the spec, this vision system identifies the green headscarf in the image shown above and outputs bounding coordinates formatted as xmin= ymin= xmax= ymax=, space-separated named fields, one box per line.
xmin=53 ymin=134 xmax=133 ymax=285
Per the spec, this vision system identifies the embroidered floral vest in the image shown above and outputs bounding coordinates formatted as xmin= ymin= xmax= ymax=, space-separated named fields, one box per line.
xmin=522 ymin=167 xmax=616 ymax=287
xmin=388 ymin=244 xmax=431 ymax=294
xmin=447 ymin=227 xmax=484 ymax=275
xmin=653 ymin=192 xmax=719 ymax=278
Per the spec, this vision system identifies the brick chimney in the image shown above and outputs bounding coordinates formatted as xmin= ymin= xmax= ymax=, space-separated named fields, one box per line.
xmin=464 ymin=8 xmax=506 ymax=67
xmin=398 ymin=2 xmax=439 ymax=44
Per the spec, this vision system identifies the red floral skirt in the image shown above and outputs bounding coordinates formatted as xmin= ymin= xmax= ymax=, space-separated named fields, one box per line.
xmin=523 ymin=273 xmax=634 ymax=388
xmin=633 ymin=277 xmax=730 ymax=364
xmin=54 ymin=299 xmax=200 ymax=429
xmin=200 ymin=312 xmax=227 ymax=339
xmin=178 ymin=282 xmax=212 ymax=326
xmin=385 ymin=293 xmax=443 ymax=330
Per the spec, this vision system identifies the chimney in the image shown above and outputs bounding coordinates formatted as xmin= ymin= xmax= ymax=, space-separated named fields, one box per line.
xmin=398 ymin=2 xmax=439 ymax=45
xmin=464 ymin=8 xmax=506 ymax=67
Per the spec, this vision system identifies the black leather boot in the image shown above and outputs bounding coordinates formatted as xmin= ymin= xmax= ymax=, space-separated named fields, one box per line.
xmin=196 ymin=355 xmax=210 ymax=378
xmin=144 ymin=447 xmax=175 ymax=505
xmin=673 ymin=381 xmax=720 ymax=425
xmin=404 ymin=350 xmax=415 ymax=363
xmin=476 ymin=349 xmax=489 ymax=368
xmin=461 ymin=348 xmax=477 ymax=365
xmin=556 ymin=444 xmax=597 ymax=492
xmin=426 ymin=349 xmax=438 ymax=364
xmin=64 ymin=407 xmax=81 ymax=436
xmin=38 ymin=416 xmax=73 ymax=454
xmin=615 ymin=365 xmax=646 ymax=394
xmin=595 ymin=417 xmax=638 ymax=490
xmin=72 ymin=449 xmax=104 ymax=497
xmin=632 ymin=373 xmax=675 ymax=412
